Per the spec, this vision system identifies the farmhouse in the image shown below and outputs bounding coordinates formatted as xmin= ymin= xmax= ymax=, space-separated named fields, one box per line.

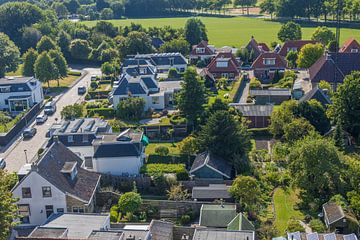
xmin=278 ymin=40 xmax=319 ymax=57
xmin=339 ymin=38 xmax=360 ymax=53
xmin=251 ymin=52 xmax=287 ymax=83
xmin=189 ymin=40 xmax=216 ymax=62
xmin=12 ymin=141 xmax=101 ymax=226
xmin=0 ymin=77 xmax=43 ymax=114
xmin=206 ymin=51 xmax=240 ymax=80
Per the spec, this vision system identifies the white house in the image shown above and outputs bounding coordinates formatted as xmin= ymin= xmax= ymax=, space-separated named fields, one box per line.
xmin=91 ymin=129 xmax=146 ymax=176
xmin=12 ymin=141 xmax=100 ymax=226
xmin=0 ymin=77 xmax=43 ymax=113
xmin=110 ymin=73 xmax=182 ymax=110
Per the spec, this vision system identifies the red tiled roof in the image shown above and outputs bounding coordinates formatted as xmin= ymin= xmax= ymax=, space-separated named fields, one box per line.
xmin=190 ymin=40 xmax=215 ymax=56
xmin=251 ymin=52 xmax=287 ymax=69
xmin=206 ymin=52 xmax=240 ymax=74
xmin=339 ymin=38 xmax=360 ymax=53
xmin=278 ymin=40 xmax=319 ymax=56
xmin=258 ymin=43 xmax=270 ymax=52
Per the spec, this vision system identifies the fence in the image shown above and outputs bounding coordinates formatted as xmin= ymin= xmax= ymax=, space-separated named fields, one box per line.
xmin=0 ymin=103 xmax=42 ymax=146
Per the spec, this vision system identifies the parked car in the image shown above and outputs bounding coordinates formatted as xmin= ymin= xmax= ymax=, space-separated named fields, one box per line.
xmin=36 ymin=114 xmax=48 ymax=124
xmin=0 ymin=158 xmax=6 ymax=169
xmin=44 ymin=101 xmax=56 ymax=115
xmin=78 ymin=86 xmax=86 ymax=95
xmin=91 ymin=75 xmax=97 ymax=81
xmin=23 ymin=127 xmax=37 ymax=138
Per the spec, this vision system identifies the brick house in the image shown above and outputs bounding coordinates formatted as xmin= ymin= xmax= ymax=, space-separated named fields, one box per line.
xmin=278 ymin=40 xmax=319 ymax=57
xmin=189 ymin=40 xmax=216 ymax=62
xmin=339 ymin=38 xmax=360 ymax=53
xmin=12 ymin=140 xmax=100 ymax=226
xmin=206 ymin=51 xmax=240 ymax=80
xmin=251 ymin=52 xmax=287 ymax=82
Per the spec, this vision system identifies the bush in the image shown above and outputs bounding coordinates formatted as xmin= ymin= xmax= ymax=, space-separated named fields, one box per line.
xmin=147 ymin=154 xmax=195 ymax=165
xmin=87 ymin=90 xmax=111 ymax=99
xmin=176 ymin=171 xmax=190 ymax=181
xmin=61 ymin=104 xmax=83 ymax=120
xmin=309 ymin=219 xmax=326 ymax=232
xmin=87 ymin=108 xmax=115 ymax=119
xmin=155 ymin=146 xmax=170 ymax=156
xmin=168 ymin=68 xmax=179 ymax=78
xmin=90 ymin=81 xmax=98 ymax=90
xmin=250 ymin=78 xmax=261 ymax=89
xmin=116 ymin=98 xmax=145 ymax=121
xmin=180 ymin=214 xmax=191 ymax=225
xmin=140 ymin=164 xmax=187 ymax=175
xmin=248 ymin=128 xmax=271 ymax=137
xmin=169 ymin=115 xmax=187 ymax=125
xmin=110 ymin=210 xmax=118 ymax=222
xmin=98 ymin=80 xmax=112 ymax=85
xmin=85 ymin=101 xmax=102 ymax=109
xmin=118 ymin=192 xmax=142 ymax=214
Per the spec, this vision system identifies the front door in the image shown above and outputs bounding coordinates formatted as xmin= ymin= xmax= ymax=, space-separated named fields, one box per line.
xmin=45 ymin=205 xmax=54 ymax=218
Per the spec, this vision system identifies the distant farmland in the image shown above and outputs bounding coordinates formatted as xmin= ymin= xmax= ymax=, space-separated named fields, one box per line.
xmin=82 ymin=16 xmax=360 ymax=48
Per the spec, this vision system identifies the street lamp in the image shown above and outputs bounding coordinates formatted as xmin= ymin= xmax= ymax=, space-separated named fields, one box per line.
xmin=24 ymin=149 xmax=28 ymax=164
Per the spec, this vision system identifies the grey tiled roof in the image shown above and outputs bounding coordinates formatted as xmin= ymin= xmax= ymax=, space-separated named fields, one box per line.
xmin=192 ymin=184 xmax=231 ymax=199
xmin=299 ymin=86 xmax=332 ymax=105
xmin=323 ymin=202 xmax=345 ymax=225
xmin=37 ymin=141 xmax=100 ymax=202
xmin=234 ymin=105 xmax=273 ymax=117
xmin=250 ymin=89 xmax=292 ymax=96
xmin=149 ymin=220 xmax=173 ymax=240
xmin=190 ymin=151 xmax=232 ymax=178
xmin=193 ymin=229 xmax=255 ymax=240
xmin=93 ymin=142 xmax=141 ymax=158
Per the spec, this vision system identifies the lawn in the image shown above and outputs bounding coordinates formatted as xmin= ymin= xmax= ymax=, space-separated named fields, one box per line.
xmin=43 ymin=75 xmax=79 ymax=93
xmin=145 ymin=142 xmax=181 ymax=155
xmin=82 ymin=16 xmax=360 ymax=47
xmin=273 ymin=187 xmax=304 ymax=235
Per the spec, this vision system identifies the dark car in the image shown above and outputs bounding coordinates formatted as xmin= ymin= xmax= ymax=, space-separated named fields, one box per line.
xmin=0 ymin=158 xmax=6 ymax=169
xmin=23 ymin=127 xmax=37 ymax=138
xmin=78 ymin=86 xmax=86 ymax=95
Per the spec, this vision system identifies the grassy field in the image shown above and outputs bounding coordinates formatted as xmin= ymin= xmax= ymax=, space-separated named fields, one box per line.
xmin=82 ymin=16 xmax=360 ymax=47
xmin=273 ymin=188 xmax=304 ymax=234
xmin=145 ymin=142 xmax=181 ymax=155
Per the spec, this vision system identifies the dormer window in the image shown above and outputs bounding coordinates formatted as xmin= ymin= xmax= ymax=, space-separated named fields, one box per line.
xmin=287 ymin=47 xmax=298 ymax=52
xmin=263 ymin=58 xmax=276 ymax=65
xmin=351 ymin=48 xmax=359 ymax=53
xmin=196 ymin=48 xmax=205 ymax=54
xmin=61 ymin=162 xmax=78 ymax=180
xmin=216 ymin=61 xmax=228 ymax=68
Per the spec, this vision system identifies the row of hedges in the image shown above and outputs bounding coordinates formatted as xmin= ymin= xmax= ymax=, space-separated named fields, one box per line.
xmin=99 ymin=80 xmax=112 ymax=85
xmin=147 ymin=154 xmax=195 ymax=166
xmin=140 ymin=163 xmax=187 ymax=175
xmin=86 ymin=90 xmax=111 ymax=99
xmin=87 ymin=108 xmax=115 ymax=119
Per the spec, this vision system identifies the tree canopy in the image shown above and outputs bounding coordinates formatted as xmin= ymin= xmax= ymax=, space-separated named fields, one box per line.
xmin=297 ymin=43 xmax=324 ymax=68
xmin=118 ymin=192 xmax=142 ymax=214
xmin=278 ymin=21 xmax=302 ymax=42
xmin=184 ymin=18 xmax=208 ymax=46
xmin=0 ymin=32 xmax=20 ymax=77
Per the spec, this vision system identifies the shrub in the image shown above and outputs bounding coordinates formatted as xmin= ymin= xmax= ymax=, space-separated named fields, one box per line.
xmin=61 ymin=104 xmax=83 ymax=120
xmin=90 ymin=81 xmax=98 ymax=90
xmin=140 ymin=164 xmax=187 ymax=175
xmin=180 ymin=214 xmax=191 ymax=225
xmin=249 ymin=78 xmax=261 ymax=89
xmin=155 ymin=146 xmax=170 ymax=156
xmin=87 ymin=108 xmax=115 ymax=119
xmin=176 ymin=171 xmax=190 ymax=181
xmin=309 ymin=219 xmax=326 ymax=232
xmin=118 ymin=192 xmax=142 ymax=214
xmin=87 ymin=90 xmax=111 ymax=99
xmin=37 ymin=148 xmax=44 ymax=156
xmin=68 ymin=70 xmax=82 ymax=76
xmin=168 ymin=68 xmax=179 ymax=78
xmin=169 ymin=115 xmax=187 ymax=125
xmin=85 ymin=101 xmax=102 ymax=109
xmin=147 ymin=154 xmax=195 ymax=165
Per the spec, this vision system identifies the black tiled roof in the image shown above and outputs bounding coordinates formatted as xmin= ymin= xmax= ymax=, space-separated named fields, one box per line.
xmin=93 ymin=142 xmax=141 ymax=158
xmin=37 ymin=141 xmax=100 ymax=202
xmin=190 ymin=151 xmax=232 ymax=178
xmin=299 ymin=86 xmax=332 ymax=105
xmin=128 ymin=82 xmax=146 ymax=94
xmin=113 ymin=77 xmax=129 ymax=95
xmin=235 ymin=105 xmax=273 ymax=117
xmin=142 ymin=77 xmax=158 ymax=89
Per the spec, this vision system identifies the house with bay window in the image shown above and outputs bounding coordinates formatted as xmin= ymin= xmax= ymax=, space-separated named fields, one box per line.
xmin=12 ymin=140 xmax=100 ymax=226
xmin=0 ymin=77 xmax=43 ymax=114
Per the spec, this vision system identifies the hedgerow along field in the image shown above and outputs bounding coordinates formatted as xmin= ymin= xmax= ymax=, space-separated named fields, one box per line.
xmin=82 ymin=16 xmax=360 ymax=48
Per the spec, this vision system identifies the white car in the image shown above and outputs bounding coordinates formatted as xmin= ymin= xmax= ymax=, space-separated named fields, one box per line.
xmin=36 ymin=114 xmax=48 ymax=124
xmin=91 ymin=75 xmax=97 ymax=81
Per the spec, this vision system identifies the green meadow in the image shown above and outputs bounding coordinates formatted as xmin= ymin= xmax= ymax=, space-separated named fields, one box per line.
xmin=82 ymin=16 xmax=360 ymax=48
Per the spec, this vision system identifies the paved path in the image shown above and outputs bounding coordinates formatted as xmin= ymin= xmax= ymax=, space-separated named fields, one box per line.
xmin=0 ymin=68 xmax=101 ymax=172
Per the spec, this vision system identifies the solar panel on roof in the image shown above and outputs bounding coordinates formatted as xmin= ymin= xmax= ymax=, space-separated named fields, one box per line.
xmin=307 ymin=232 xmax=319 ymax=240
xmin=324 ymin=233 xmax=336 ymax=240
xmin=287 ymin=232 xmax=301 ymax=240
xmin=343 ymin=234 xmax=358 ymax=240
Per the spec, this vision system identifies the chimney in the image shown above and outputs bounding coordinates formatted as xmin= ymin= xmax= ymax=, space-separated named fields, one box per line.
xmin=53 ymin=135 xmax=59 ymax=143
xmin=30 ymin=162 xmax=38 ymax=172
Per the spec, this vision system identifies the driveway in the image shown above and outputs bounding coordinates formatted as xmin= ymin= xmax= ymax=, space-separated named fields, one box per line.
xmin=0 ymin=67 xmax=101 ymax=172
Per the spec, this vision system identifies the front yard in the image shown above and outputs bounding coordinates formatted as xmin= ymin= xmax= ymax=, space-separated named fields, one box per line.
xmin=273 ymin=188 xmax=304 ymax=234
xmin=43 ymin=75 xmax=80 ymax=94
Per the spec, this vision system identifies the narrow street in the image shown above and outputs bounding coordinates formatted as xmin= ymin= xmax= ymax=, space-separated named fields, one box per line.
xmin=0 ymin=68 xmax=101 ymax=172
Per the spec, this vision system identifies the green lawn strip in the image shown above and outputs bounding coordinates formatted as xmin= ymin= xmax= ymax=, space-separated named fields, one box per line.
xmin=273 ymin=188 xmax=304 ymax=235
xmin=145 ymin=142 xmax=181 ymax=155
xmin=82 ymin=17 xmax=359 ymax=47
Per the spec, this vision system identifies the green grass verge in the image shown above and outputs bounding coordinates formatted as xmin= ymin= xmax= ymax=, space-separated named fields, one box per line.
xmin=273 ymin=188 xmax=304 ymax=235
xmin=145 ymin=142 xmax=181 ymax=155
xmin=82 ymin=16 xmax=360 ymax=47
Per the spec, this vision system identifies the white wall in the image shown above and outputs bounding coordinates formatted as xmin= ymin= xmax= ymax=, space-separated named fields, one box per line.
xmin=92 ymin=156 xmax=143 ymax=176
xmin=12 ymin=171 xmax=67 ymax=226
xmin=146 ymin=95 xmax=165 ymax=110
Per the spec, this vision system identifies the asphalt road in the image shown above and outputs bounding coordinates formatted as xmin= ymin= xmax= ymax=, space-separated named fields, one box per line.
xmin=0 ymin=67 xmax=101 ymax=173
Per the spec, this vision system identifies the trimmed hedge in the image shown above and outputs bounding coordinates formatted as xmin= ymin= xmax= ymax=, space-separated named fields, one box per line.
xmin=140 ymin=163 xmax=187 ymax=175
xmin=169 ymin=115 xmax=187 ymax=125
xmin=147 ymin=154 xmax=195 ymax=166
xmin=87 ymin=90 xmax=111 ymax=99
xmin=68 ymin=70 xmax=82 ymax=76
xmin=87 ymin=108 xmax=115 ymax=118
xmin=249 ymin=127 xmax=272 ymax=137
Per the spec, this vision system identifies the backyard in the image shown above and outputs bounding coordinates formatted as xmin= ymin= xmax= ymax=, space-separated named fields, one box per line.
xmin=82 ymin=16 xmax=360 ymax=48
xmin=145 ymin=142 xmax=181 ymax=155
xmin=273 ymin=187 xmax=304 ymax=234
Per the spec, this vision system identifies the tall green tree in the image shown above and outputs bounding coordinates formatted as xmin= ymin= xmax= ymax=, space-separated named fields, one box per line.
xmin=70 ymin=39 xmax=92 ymax=60
xmin=118 ymin=192 xmax=142 ymax=214
xmin=61 ymin=104 xmax=83 ymax=120
xmin=289 ymin=134 xmax=343 ymax=202
xmin=22 ymin=48 xmax=39 ymax=77
xmin=176 ymin=67 xmax=206 ymax=125
xmin=311 ymin=26 xmax=335 ymax=46
xmin=36 ymin=36 xmax=57 ymax=53
xmin=159 ymin=38 xmax=190 ymax=55
xmin=0 ymin=170 xmax=18 ymax=239
xmin=0 ymin=33 xmax=20 ymax=77
xmin=34 ymin=51 xmax=58 ymax=87
xmin=297 ymin=43 xmax=324 ymax=68
xmin=116 ymin=97 xmax=145 ymax=121
xmin=21 ymin=27 xmax=42 ymax=51
xmin=49 ymin=50 xmax=68 ymax=86
xmin=286 ymin=51 xmax=298 ymax=68
xmin=278 ymin=21 xmax=302 ymax=42
xmin=57 ymin=31 xmax=71 ymax=58
xmin=328 ymin=71 xmax=360 ymax=140
xmin=197 ymin=110 xmax=251 ymax=171
xmin=229 ymin=176 xmax=261 ymax=210
xmin=184 ymin=18 xmax=208 ymax=46
xmin=259 ymin=0 xmax=276 ymax=19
